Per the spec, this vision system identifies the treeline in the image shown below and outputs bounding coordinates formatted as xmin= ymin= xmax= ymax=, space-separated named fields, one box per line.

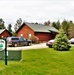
xmin=0 ymin=18 xmax=74 ymax=39
xmin=45 ymin=20 xmax=74 ymax=39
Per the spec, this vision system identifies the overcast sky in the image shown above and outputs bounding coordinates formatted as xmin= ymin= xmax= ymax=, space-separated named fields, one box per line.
xmin=0 ymin=0 xmax=74 ymax=30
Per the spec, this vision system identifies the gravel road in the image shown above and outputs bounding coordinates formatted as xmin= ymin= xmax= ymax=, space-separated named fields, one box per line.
xmin=7 ymin=43 xmax=48 ymax=50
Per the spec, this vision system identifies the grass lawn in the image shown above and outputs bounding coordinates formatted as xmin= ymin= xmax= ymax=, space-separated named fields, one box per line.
xmin=0 ymin=47 xmax=74 ymax=75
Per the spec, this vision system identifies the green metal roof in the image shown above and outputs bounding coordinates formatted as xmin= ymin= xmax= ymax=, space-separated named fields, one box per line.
xmin=25 ymin=22 xmax=59 ymax=33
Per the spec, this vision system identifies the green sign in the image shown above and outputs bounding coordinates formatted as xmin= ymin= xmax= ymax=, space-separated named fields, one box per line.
xmin=0 ymin=39 xmax=5 ymax=51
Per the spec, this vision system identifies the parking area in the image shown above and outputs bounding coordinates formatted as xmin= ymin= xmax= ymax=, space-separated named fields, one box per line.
xmin=7 ymin=43 xmax=48 ymax=50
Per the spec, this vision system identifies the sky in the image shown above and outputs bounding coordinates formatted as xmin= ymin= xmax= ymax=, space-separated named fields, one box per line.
xmin=0 ymin=0 xmax=74 ymax=30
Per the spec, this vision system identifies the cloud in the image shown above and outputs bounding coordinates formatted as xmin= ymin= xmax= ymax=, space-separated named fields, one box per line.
xmin=0 ymin=0 xmax=74 ymax=30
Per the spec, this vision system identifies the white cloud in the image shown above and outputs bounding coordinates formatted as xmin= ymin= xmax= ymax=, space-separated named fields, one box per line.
xmin=0 ymin=0 xmax=74 ymax=30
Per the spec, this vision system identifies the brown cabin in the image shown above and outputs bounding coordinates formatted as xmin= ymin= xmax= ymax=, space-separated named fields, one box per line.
xmin=16 ymin=22 xmax=59 ymax=42
xmin=0 ymin=29 xmax=12 ymax=38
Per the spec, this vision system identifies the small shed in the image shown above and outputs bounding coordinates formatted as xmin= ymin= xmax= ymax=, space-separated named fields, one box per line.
xmin=0 ymin=29 xmax=12 ymax=38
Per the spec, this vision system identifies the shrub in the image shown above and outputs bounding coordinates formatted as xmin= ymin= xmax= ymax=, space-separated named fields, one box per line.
xmin=30 ymin=36 xmax=39 ymax=43
xmin=53 ymin=28 xmax=71 ymax=51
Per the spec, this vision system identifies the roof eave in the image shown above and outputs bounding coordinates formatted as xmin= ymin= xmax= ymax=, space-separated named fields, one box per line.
xmin=16 ymin=23 xmax=25 ymax=33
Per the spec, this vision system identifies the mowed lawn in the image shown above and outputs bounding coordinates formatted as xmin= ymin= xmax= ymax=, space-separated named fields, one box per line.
xmin=0 ymin=47 xmax=74 ymax=75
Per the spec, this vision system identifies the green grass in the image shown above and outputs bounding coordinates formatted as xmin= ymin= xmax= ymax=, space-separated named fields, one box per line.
xmin=0 ymin=47 xmax=74 ymax=75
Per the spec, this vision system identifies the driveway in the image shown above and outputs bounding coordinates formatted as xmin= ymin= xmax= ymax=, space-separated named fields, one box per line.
xmin=7 ymin=43 xmax=48 ymax=50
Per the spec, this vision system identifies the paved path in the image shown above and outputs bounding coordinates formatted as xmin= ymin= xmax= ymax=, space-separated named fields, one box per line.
xmin=7 ymin=43 xmax=48 ymax=50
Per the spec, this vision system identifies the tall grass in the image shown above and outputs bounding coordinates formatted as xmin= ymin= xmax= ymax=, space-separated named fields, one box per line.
xmin=0 ymin=46 xmax=74 ymax=75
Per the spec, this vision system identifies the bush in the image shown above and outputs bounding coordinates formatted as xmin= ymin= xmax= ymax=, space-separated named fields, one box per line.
xmin=30 ymin=36 xmax=39 ymax=43
xmin=53 ymin=29 xmax=71 ymax=51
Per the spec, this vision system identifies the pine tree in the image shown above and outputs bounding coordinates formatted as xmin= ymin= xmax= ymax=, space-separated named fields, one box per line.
xmin=0 ymin=18 xmax=5 ymax=29
xmin=53 ymin=28 xmax=71 ymax=51
xmin=62 ymin=20 xmax=69 ymax=35
xmin=14 ymin=18 xmax=22 ymax=32
xmin=7 ymin=24 xmax=12 ymax=32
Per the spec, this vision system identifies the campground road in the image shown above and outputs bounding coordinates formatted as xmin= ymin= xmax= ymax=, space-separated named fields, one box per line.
xmin=7 ymin=43 xmax=48 ymax=50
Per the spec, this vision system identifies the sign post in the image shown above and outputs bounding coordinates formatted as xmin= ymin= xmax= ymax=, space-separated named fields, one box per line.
xmin=4 ymin=38 xmax=7 ymax=65
xmin=0 ymin=38 xmax=7 ymax=65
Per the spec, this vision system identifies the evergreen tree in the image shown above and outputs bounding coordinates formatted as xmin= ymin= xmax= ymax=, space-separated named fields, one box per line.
xmin=14 ymin=24 xmax=18 ymax=32
xmin=44 ymin=21 xmax=51 ymax=26
xmin=52 ymin=21 xmax=56 ymax=28
xmin=52 ymin=20 xmax=60 ymax=30
xmin=62 ymin=20 xmax=69 ymax=35
xmin=16 ymin=18 xmax=22 ymax=28
xmin=53 ymin=28 xmax=71 ymax=51
xmin=7 ymin=24 xmax=12 ymax=32
xmin=14 ymin=18 xmax=22 ymax=32
xmin=56 ymin=20 xmax=60 ymax=30
xmin=0 ymin=18 xmax=5 ymax=29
